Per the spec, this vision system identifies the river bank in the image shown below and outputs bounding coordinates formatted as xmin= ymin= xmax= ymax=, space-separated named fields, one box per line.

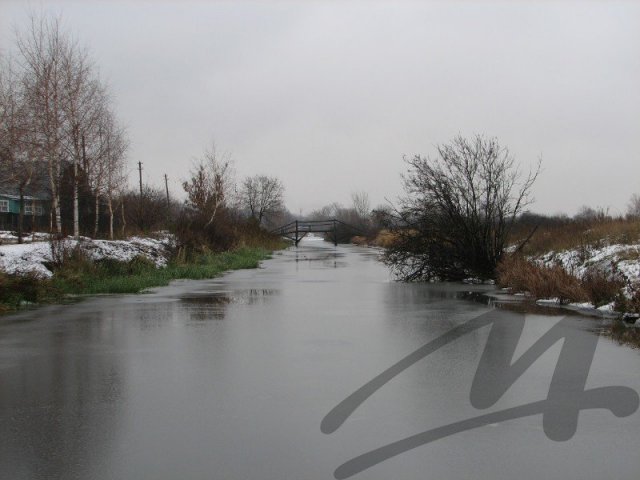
xmin=0 ymin=233 xmax=282 ymax=313
xmin=2 ymin=240 xmax=639 ymax=480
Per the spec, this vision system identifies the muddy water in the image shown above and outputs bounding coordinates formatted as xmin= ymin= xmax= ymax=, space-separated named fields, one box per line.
xmin=1 ymin=239 xmax=639 ymax=480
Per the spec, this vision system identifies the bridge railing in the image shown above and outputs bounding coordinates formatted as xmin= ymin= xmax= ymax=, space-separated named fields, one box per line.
xmin=270 ymin=219 xmax=366 ymax=245
xmin=271 ymin=220 xmax=343 ymax=234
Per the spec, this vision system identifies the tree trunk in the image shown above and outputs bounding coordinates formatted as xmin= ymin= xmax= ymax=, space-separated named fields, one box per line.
xmin=49 ymin=161 xmax=62 ymax=234
xmin=17 ymin=189 xmax=24 ymax=244
xmin=73 ymin=159 xmax=79 ymax=237
xmin=94 ymin=193 xmax=100 ymax=238
xmin=120 ymin=200 xmax=126 ymax=237
xmin=107 ymin=195 xmax=114 ymax=240
xmin=31 ymin=199 xmax=36 ymax=240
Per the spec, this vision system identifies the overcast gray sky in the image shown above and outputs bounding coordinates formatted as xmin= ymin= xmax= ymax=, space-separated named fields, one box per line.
xmin=1 ymin=1 xmax=639 ymax=216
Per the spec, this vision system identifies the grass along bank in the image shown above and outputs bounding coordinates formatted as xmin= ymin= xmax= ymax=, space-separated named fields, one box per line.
xmin=54 ymin=246 xmax=274 ymax=295
xmin=0 ymin=245 xmax=278 ymax=314
xmin=498 ymin=216 xmax=640 ymax=317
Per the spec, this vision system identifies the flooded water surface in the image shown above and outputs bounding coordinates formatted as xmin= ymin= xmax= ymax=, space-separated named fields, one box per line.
xmin=1 ymin=239 xmax=640 ymax=479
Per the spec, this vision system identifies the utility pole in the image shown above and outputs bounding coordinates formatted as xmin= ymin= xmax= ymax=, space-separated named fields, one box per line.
xmin=73 ymin=134 xmax=85 ymax=239
xmin=164 ymin=173 xmax=169 ymax=208
xmin=164 ymin=173 xmax=170 ymax=212
xmin=138 ymin=161 xmax=143 ymax=197
xmin=138 ymin=161 xmax=144 ymax=232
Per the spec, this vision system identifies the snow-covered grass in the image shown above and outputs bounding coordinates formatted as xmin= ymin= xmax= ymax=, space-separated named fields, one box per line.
xmin=0 ymin=236 xmax=272 ymax=313
xmin=498 ymin=242 xmax=640 ymax=315
xmin=0 ymin=230 xmax=50 ymax=243
xmin=536 ymin=244 xmax=640 ymax=284
xmin=0 ymin=234 xmax=174 ymax=279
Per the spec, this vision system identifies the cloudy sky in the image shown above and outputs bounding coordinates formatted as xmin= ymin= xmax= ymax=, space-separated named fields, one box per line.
xmin=1 ymin=1 xmax=639 ymax=216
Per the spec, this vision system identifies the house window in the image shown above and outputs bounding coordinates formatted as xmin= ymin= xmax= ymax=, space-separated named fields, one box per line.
xmin=25 ymin=204 xmax=33 ymax=215
xmin=0 ymin=200 xmax=8 ymax=213
xmin=36 ymin=206 xmax=43 ymax=215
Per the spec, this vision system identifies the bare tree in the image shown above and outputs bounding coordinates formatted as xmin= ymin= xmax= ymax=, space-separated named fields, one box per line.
xmin=627 ymin=194 xmax=640 ymax=219
xmin=310 ymin=202 xmax=343 ymax=220
xmin=9 ymin=13 xmax=127 ymax=238
xmin=122 ymin=186 xmax=167 ymax=234
xmin=182 ymin=143 xmax=233 ymax=227
xmin=385 ymin=135 xmax=540 ymax=281
xmin=574 ymin=205 xmax=610 ymax=223
xmin=16 ymin=14 xmax=69 ymax=234
xmin=351 ymin=191 xmax=371 ymax=219
xmin=0 ymin=55 xmax=39 ymax=242
xmin=102 ymin=119 xmax=128 ymax=239
xmin=82 ymin=106 xmax=128 ymax=238
xmin=350 ymin=190 xmax=372 ymax=233
xmin=240 ymin=174 xmax=285 ymax=226
xmin=59 ymin=43 xmax=108 ymax=237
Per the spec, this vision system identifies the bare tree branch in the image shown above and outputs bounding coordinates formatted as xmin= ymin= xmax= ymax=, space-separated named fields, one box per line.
xmin=385 ymin=134 xmax=541 ymax=281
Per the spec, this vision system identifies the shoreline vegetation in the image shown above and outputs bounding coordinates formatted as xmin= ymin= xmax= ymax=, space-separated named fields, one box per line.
xmin=355 ymin=216 xmax=640 ymax=322
xmin=0 ymin=234 xmax=288 ymax=314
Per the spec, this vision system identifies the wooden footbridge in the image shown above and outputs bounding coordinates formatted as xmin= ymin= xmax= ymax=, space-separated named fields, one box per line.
xmin=271 ymin=219 xmax=362 ymax=246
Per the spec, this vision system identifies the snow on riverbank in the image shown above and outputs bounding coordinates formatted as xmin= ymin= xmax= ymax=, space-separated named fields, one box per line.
xmin=0 ymin=234 xmax=174 ymax=278
xmin=532 ymin=243 xmax=640 ymax=312
xmin=536 ymin=244 xmax=640 ymax=283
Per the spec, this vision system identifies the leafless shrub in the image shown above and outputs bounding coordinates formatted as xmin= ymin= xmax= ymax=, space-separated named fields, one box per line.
xmin=386 ymin=135 xmax=540 ymax=281
xmin=626 ymin=194 xmax=640 ymax=219
xmin=48 ymin=234 xmax=75 ymax=269
xmin=581 ymin=266 xmax=625 ymax=308
xmin=182 ymin=143 xmax=233 ymax=228
xmin=614 ymin=281 xmax=640 ymax=314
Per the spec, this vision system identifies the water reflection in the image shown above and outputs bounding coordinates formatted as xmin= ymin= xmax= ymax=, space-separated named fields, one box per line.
xmin=180 ymin=293 xmax=232 ymax=321
xmin=0 ymin=310 xmax=126 ymax=480
xmin=293 ymin=248 xmax=347 ymax=268
xmin=604 ymin=321 xmax=640 ymax=349
xmin=0 ymin=241 xmax=639 ymax=480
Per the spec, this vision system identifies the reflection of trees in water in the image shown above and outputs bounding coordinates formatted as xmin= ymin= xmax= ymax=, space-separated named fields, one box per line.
xmin=181 ymin=293 xmax=232 ymax=321
xmin=0 ymin=310 xmax=126 ymax=479
xmin=294 ymin=250 xmax=347 ymax=269
xmin=180 ymin=289 xmax=278 ymax=321
xmin=604 ymin=321 xmax=640 ymax=349
xmin=138 ymin=306 xmax=173 ymax=329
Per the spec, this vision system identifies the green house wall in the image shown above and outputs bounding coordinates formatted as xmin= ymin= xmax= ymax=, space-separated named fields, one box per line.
xmin=0 ymin=196 xmax=47 ymax=216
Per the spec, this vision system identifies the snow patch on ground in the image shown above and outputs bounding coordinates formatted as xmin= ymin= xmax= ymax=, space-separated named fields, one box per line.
xmin=0 ymin=233 xmax=174 ymax=279
xmin=0 ymin=231 xmax=50 ymax=243
xmin=536 ymin=244 xmax=640 ymax=282
xmin=530 ymin=243 xmax=640 ymax=310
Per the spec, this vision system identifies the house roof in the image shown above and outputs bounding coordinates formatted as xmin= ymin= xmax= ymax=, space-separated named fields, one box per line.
xmin=0 ymin=185 xmax=51 ymax=201
xmin=0 ymin=193 xmax=49 ymax=201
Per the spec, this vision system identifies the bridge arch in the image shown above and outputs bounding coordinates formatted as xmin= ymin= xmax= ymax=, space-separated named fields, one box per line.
xmin=271 ymin=219 xmax=363 ymax=246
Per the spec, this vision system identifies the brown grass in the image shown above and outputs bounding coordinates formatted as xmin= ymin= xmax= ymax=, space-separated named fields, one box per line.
xmin=497 ymin=255 xmax=588 ymax=304
xmin=581 ymin=268 xmax=626 ymax=308
xmin=350 ymin=236 xmax=368 ymax=245
xmin=512 ymin=217 xmax=640 ymax=256
xmin=371 ymin=229 xmax=399 ymax=248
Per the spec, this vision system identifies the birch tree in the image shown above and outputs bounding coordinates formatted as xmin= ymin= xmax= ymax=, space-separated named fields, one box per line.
xmin=60 ymin=41 xmax=107 ymax=237
xmin=101 ymin=114 xmax=128 ymax=239
xmin=0 ymin=56 xmax=39 ymax=243
xmin=13 ymin=13 xmax=127 ymax=237
xmin=16 ymin=14 xmax=68 ymax=234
